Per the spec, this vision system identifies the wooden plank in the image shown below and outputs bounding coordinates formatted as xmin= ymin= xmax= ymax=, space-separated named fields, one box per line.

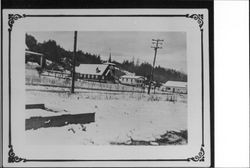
xmin=26 ymin=104 xmax=45 ymax=109
xmin=26 ymin=113 xmax=95 ymax=130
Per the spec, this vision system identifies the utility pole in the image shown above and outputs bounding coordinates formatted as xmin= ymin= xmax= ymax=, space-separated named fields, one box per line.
xmin=71 ymin=31 xmax=77 ymax=93
xmin=148 ymin=39 xmax=163 ymax=94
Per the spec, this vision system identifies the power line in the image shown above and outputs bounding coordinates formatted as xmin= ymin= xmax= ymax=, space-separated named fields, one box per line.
xmin=148 ymin=39 xmax=164 ymax=94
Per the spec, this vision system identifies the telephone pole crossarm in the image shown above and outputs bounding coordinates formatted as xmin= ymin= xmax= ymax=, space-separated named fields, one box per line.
xmin=148 ymin=39 xmax=164 ymax=94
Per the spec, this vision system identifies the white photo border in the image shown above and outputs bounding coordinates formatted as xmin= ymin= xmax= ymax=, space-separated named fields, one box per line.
xmin=2 ymin=9 xmax=213 ymax=167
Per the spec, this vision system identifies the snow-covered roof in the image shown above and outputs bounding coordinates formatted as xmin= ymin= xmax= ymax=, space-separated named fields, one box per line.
xmin=26 ymin=62 xmax=40 ymax=66
xmin=163 ymin=81 xmax=187 ymax=88
xmin=25 ymin=50 xmax=44 ymax=56
xmin=46 ymin=60 xmax=53 ymax=64
xmin=122 ymin=70 xmax=134 ymax=76
xmin=103 ymin=62 xmax=116 ymax=66
xmin=25 ymin=44 xmax=44 ymax=56
xmin=75 ymin=64 xmax=109 ymax=75
xmin=120 ymin=75 xmax=145 ymax=80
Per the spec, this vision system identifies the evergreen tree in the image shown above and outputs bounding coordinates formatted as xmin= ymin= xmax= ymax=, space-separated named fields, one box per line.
xmin=25 ymin=33 xmax=187 ymax=82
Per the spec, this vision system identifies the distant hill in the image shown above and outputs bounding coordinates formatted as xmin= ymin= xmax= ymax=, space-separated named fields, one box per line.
xmin=26 ymin=34 xmax=102 ymax=70
xmin=26 ymin=33 xmax=187 ymax=83
xmin=113 ymin=60 xmax=187 ymax=83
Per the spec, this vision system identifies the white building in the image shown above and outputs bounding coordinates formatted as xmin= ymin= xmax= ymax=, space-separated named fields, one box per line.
xmin=119 ymin=75 xmax=145 ymax=87
xmin=161 ymin=81 xmax=187 ymax=94
xmin=75 ymin=64 xmax=115 ymax=82
xmin=25 ymin=44 xmax=44 ymax=68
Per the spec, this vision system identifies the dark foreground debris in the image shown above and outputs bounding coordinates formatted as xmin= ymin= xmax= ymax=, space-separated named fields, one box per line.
xmin=110 ymin=130 xmax=187 ymax=145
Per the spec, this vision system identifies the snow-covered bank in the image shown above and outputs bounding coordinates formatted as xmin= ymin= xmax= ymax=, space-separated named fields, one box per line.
xmin=26 ymin=86 xmax=187 ymax=145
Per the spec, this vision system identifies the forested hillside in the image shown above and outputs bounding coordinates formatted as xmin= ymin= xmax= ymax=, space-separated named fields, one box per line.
xmin=26 ymin=33 xmax=187 ymax=83
xmin=114 ymin=60 xmax=187 ymax=83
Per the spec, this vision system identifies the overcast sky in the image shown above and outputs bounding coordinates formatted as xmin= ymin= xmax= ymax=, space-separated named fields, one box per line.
xmin=28 ymin=31 xmax=187 ymax=73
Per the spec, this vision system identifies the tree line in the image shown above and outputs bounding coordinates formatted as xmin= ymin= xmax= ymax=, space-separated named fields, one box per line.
xmin=114 ymin=60 xmax=187 ymax=83
xmin=26 ymin=33 xmax=187 ymax=83
xmin=26 ymin=33 xmax=102 ymax=70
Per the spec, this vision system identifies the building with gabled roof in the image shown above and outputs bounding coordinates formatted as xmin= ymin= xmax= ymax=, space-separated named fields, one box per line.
xmin=119 ymin=75 xmax=145 ymax=87
xmin=75 ymin=64 xmax=115 ymax=82
xmin=25 ymin=44 xmax=45 ymax=68
xmin=161 ymin=81 xmax=187 ymax=93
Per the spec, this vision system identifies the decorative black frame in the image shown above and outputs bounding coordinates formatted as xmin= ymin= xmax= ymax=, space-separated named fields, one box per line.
xmin=6 ymin=13 xmax=208 ymax=165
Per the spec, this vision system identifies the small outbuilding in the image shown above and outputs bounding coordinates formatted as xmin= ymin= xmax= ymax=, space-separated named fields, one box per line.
xmin=161 ymin=81 xmax=187 ymax=94
xmin=119 ymin=75 xmax=145 ymax=87
xmin=25 ymin=44 xmax=44 ymax=68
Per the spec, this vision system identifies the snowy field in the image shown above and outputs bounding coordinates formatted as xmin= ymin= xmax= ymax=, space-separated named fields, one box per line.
xmin=26 ymin=85 xmax=187 ymax=146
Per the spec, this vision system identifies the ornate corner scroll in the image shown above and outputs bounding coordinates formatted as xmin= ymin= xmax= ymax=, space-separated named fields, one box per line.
xmin=8 ymin=145 xmax=26 ymax=163
xmin=8 ymin=14 xmax=27 ymax=163
xmin=187 ymin=145 xmax=205 ymax=162
xmin=8 ymin=14 xmax=26 ymax=31
xmin=186 ymin=14 xmax=204 ymax=31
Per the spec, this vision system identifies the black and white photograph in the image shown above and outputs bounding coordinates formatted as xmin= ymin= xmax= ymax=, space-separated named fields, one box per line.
xmin=25 ymin=31 xmax=188 ymax=146
xmin=1 ymin=5 xmax=213 ymax=167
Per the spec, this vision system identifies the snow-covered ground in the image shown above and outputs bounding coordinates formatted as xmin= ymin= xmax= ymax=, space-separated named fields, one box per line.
xmin=26 ymin=85 xmax=187 ymax=145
